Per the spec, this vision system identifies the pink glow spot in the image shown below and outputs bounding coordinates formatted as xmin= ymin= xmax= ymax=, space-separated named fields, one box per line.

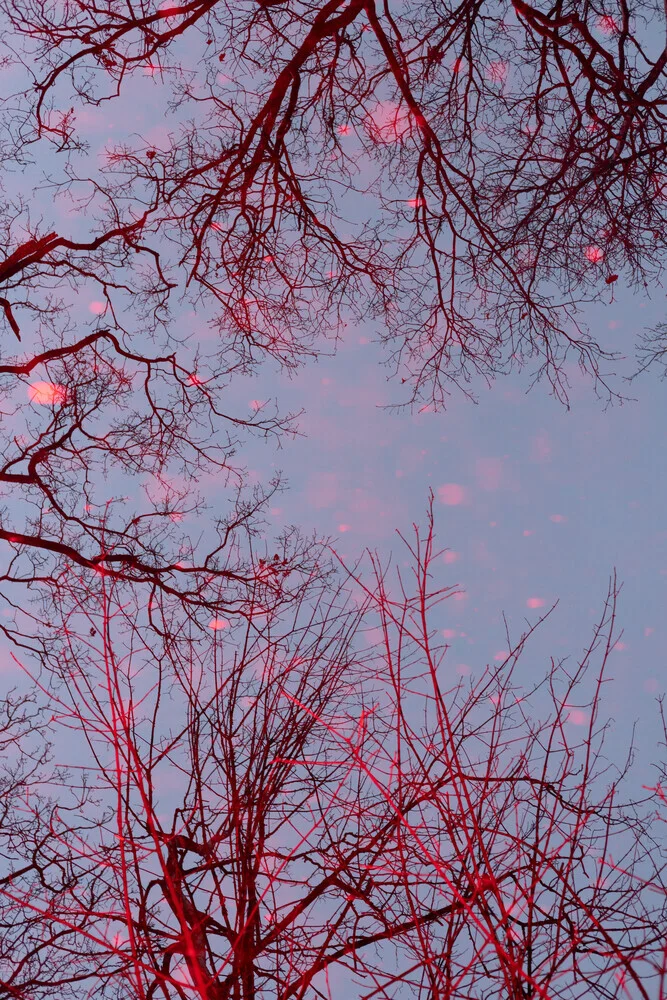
xmin=613 ymin=641 xmax=627 ymax=651
xmin=443 ymin=550 xmax=459 ymax=564
xmin=585 ymin=245 xmax=604 ymax=263
xmin=452 ymin=591 xmax=467 ymax=602
xmin=456 ymin=663 xmax=471 ymax=675
xmin=407 ymin=197 xmax=425 ymax=207
xmin=143 ymin=64 xmax=158 ymax=76
xmin=28 ymin=381 xmax=67 ymax=405
xmin=337 ymin=124 xmax=351 ymax=135
xmin=526 ymin=597 xmax=545 ymax=609
xmin=338 ymin=523 xmax=351 ymax=533
xmin=364 ymin=101 xmax=413 ymax=144
xmin=489 ymin=694 xmax=500 ymax=705
xmin=567 ymin=709 xmax=588 ymax=726
xmin=523 ymin=529 xmax=534 ymax=537
xmin=187 ymin=374 xmax=202 ymax=386
xmin=358 ymin=336 xmax=369 ymax=344
xmin=486 ymin=60 xmax=508 ymax=83
xmin=494 ymin=650 xmax=509 ymax=661
xmin=597 ymin=14 xmax=618 ymax=33
xmin=249 ymin=399 xmax=263 ymax=410
xmin=89 ymin=301 xmax=106 ymax=315
xmin=644 ymin=627 xmax=654 ymax=637
xmin=208 ymin=618 xmax=228 ymax=630
xmin=438 ymin=483 xmax=466 ymax=506
xmin=476 ymin=457 xmax=503 ymax=491
xmin=443 ymin=629 xmax=457 ymax=638
xmin=550 ymin=513 xmax=567 ymax=522
xmin=210 ymin=222 xmax=223 ymax=231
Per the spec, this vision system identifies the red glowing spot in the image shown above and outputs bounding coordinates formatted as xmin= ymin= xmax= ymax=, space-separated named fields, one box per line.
xmin=494 ymin=651 xmax=509 ymax=661
xmin=443 ymin=550 xmax=459 ymax=564
xmin=187 ymin=373 xmax=202 ymax=386
xmin=338 ymin=523 xmax=351 ymax=533
xmin=89 ymin=301 xmax=106 ymax=315
xmin=597 ymin=14 xmax=618 ymax=33
xmin=364 ymin=101 xmax=413 ymax=144
xmin=407 ymin=197 xmax=425 ymax=207
xmin=486 ymin=60 xmax=508 ymax=83
xmin=567 ymin=708 xmax=588 ymax=726
xmin=443 ymin=628 xmax=457 ymax=638
xmin=249 ymin=399 xmax=263 ymax=410
xmin=585 ymin=245 xmax=604 ymax=263
xmin=523 ymin=529 xmax=534 ymax=536
xmin=438 ymin=483 xmax=466 ymax=506
xmin=208 ymin=618 xmax=228 ymax=630
xmin=452 ymin=591 xmax=467 ymax=601
xmin=337 ymin=124 xmax=351 ymax=135
xmin=143 ymin=64 xmax=158 ymax=76
xmin=613 ymin=641 xmax=627 ymax=651
xmin=549 ymin=513 xmax=566 ymax=523
xmin=28 ymin=381 xmax=67 ymax=405
xmin=526 ymin=597 xmax=545 ymax=609
xmin=263 ymin=255 xmax=275 ymax=263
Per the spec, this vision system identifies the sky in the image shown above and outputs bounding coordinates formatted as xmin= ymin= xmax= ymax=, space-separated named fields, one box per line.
xmin=213 ymin=285 xmax=667 ymax=774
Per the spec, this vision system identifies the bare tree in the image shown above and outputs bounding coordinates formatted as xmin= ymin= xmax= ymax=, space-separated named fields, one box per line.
xmin=0 ymin=0 xmax=661 ymax=615
xmin=1 ymin=507 xmax=665 ymax=1000
xmin=1 ymin=0 xmax=664 ymax=407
